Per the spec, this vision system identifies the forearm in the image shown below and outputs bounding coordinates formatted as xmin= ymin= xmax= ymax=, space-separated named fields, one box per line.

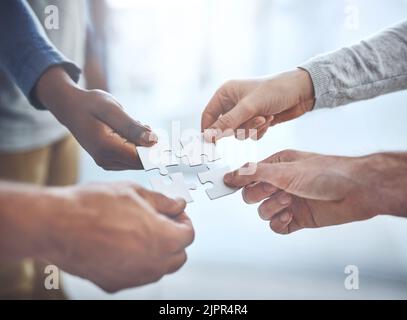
xmin=0 ymin=182 xmax=57 ymax=262
xmin=358 ymin=152 xmax=407 ymax=217
xmin=300 ymin=21 xmax=407 ymax=109
xmin=34 ymin=66 xmax=85 ymax=124
xmin=0 ymin=0 xmax=80 ymax=109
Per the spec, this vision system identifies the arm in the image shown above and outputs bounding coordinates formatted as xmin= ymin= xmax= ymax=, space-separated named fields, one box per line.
xmin=0 ymin=0 xmax=80 ymax=109
xmin=0 ymin=181 xmax=194 ymax=292
xmin=201 ymin=21 xmax=407 ymax=142
xmin=0 ymin=0 xmax=156 ymax=169
xmin=300 ymin=21 xmax=407 ymax=109
xmin=224 ymin=151 xmax=407 ymax=234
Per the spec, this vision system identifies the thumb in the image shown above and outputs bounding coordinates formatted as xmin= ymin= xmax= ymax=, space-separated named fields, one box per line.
xmin=92 ymin=90 xmax=158 ymax=146
xmin=225 ymin=161 xmax=349 ymax=202
xmin=224 ymin=162 xmax=295 ymax=191
xmin=208 ymin=100 xmax=257 ymax=141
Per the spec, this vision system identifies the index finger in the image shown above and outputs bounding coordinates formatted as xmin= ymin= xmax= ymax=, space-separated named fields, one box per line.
xmin=137 ymin=188 xmax=187 ymax=217
xmin=95 ymin=95 xmax=158 ymax=147
xmin=201 ymin=82 xmax=236 ymax=132
xmin=201 ymin=88 xmax=228 ymax=132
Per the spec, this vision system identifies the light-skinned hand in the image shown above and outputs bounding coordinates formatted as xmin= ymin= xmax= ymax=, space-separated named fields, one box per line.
xmin=201 ymin=69 xmax=315 ymax=142
xmin=224 ymin=150 xmax=407 ymax=234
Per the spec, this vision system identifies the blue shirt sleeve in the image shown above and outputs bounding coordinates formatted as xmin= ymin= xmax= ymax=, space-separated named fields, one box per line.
xmin=0 ymin=0 xmax=81 ymax=109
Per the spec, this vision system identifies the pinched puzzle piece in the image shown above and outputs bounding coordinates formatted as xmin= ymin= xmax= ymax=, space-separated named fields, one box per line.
xmin=176 ymin=133 xmax=220 ymax=167
xmin=137 ymin=136 xmax=178 ymax=175
xmin=150 ymin=172 xmax=197 ymax=203
xmin=198 ymin=166 xmax=238 ymax=200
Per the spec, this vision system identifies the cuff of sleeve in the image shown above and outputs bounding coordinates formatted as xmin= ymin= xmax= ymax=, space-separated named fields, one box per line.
xmin=20 ymin=49 xmax=81 ymax=110
xmin=298 ymin=60 xmax=334 ymax=109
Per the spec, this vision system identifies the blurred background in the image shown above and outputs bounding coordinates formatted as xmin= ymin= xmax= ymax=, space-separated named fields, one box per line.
xmin=65 ymin=0 xmax=407 ymax=299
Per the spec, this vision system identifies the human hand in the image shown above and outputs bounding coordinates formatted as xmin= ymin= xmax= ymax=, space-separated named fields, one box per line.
xmin=35 ymin=67 xmax=157 ymax=170
xmin=201 ymin=69 xmax=315 ymax=142
xmin=224 ymin=150 xmax=407 ymax=234
xmin=39 ymin=182 xmax=194 ymax=292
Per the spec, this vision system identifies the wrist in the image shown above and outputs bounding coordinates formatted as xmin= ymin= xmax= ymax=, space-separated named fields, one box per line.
xmin=0 ymin=183 xmax=60 ymax=261
xmin=359 ymin=152 xmax=407 ymax=217
xmin=34 ymin=66 xmax=86 ymax=124
xmin=295 ymin=68 xmax=315 ymax=110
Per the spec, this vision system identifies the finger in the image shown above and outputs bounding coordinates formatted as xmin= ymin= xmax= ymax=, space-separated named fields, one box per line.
xmin=206 ymin=99 xmax=257 ymax=142
xmin=224 ymin=162 xmax=300 ymax=193
xmin=226 ymin=149 xmax=315 ymax=188
xmin=223 ymin=162 xmax=274 ymax=188
xmin=165 ymin=251 xmax=187 ymax=275
xmin=258 ymin=191 xmax=292 ymax=220
xmin=249 ymin=115 xmax=273 ymax=140
xmin=260 ymin=149 xmax=319 ymax=164
xmin=269 ymin=209 xmax=293 ymax=234
xmin=235 ymin=116 xmax=266 ymax=140
xmin=160 ymin=212 xmax=195 ymax=252
xmin=242 ymin=182 xmax=278 ymax=204
xmin=201 ymin=83 xmax=238 ymax=132
xmin=137 ymin=188 xmax=186 ymax=217
xmin=251 ymin=125 xmax=268 ymax=141
xmin=95 ymin=97 xmax=158 ymax=147
xmin=269 ymin=100 xmax=313 ymax=127
xmin=93 ymin=129 xmax=142 ymax=170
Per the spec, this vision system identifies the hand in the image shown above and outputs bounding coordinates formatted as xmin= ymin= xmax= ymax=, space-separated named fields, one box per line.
xmin=201 ymin=69 xmax=315 ymax=142
xmin=35 ymin=67 xmax=157 ymax=170
xmin=40 ymin=182 xmax=194 ymax=292
xmin=224 ymin=150 xmax=407 ymax=234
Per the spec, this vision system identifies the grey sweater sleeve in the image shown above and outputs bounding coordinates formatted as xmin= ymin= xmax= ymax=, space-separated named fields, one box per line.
xmin=299 ymin=21 xmax=407 ymax=109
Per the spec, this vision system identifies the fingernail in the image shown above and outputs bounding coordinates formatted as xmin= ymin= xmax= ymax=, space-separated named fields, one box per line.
xmin=175 ymin=197 xmax=186 ymax=205
xmin=142 ymin=131 xmax=157 ymax=144
xmin=258 ymin=207 xmax=268 ymax=220
xmin=254 ymin=118 xmax=266 ymax=126
xmin=280 ymin=212 xmax=291 ymax=223
xmin=279 ymin=193 xmax=291 ymax=205
xmin=204 ymin=129 xmax=217 ymax=142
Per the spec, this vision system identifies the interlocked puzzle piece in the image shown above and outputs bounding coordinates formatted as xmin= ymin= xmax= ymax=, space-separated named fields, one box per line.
xmin=176 ymin=133 xmax=220 ymax=166
xmin=137 ymin=136 xmax=178 ymax=175
xmin=150 ymin=172 xmax=197 ymax=203
xmin=198 ymin=166 xmax=238 ymax=200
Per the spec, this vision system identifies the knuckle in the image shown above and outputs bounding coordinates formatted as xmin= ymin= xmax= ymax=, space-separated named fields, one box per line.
xmin=186 ymin=228 xmax=195 ymax=247
xmin=100 ymin=283 xmax=120 ymax=294
xmin=150 ymin=265 xmax=165 ymax=282
xmin=223 ymin=79 xmax=237 ymax=90
xmin=275 ymin=149 xmax=297 ymax=162
xmin=239 ymin=100 xmax=255 ymax=114
xmin=165 ymin=237 xmax=180 ymax=252
xmin=93 ymin=155 xmax=108 ymax=168
xmin=175 ymin=253 xmax=188 ymax=271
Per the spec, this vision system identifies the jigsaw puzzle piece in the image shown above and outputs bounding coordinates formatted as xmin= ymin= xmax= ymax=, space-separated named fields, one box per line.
xmin=177 ymin=133 xmax=220 ymax=166
xmin=198 ymin=166 xmax=238 ymax=200
xmin=150 ymin=172 xmax=197 ymax=203
xmin=137 ymin=137 xmax=178 ymax=175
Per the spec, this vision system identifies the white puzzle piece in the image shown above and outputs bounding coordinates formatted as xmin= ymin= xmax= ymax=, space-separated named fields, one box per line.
xmin=137 ymin=137 xmax=178 ymax=175
xmin=198 ymin=166 xmax=238 ymax=200
xmin=150 ymin=172 xmax=197 ymax=203
xmin=176 ymin=133 xmax=220 ymax=167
